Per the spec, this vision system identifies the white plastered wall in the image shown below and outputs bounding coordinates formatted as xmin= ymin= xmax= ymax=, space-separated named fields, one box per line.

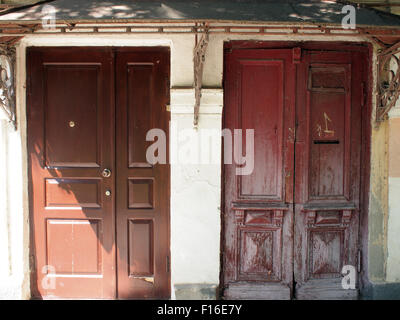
xmin=387 ymin=101 xmax=400 ymax=282
xmin=0 ymin=79 xmax=30 ymax=299
xmin=1 ymin=29 xmax=396 ymax=299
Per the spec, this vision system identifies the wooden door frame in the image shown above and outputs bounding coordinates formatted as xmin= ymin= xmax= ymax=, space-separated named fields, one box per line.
xmin=26 ymin=46 xmax=171 ymax=299
xmin=220 ymin=40 xmax=373 ymax=299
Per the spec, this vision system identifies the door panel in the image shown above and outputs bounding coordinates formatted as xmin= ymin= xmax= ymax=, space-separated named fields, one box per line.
xmin=223 ymin=46 xmax=367 ymax=300
xmin=223 ymin=49 xmax=295 ymax=300
xmin=308 ymin=64 xmax=351 ymax=199
xmin=115 ymin=49 xmax=170 ymax=299
xmin=27 ymin=47 xmax=115 ymax=299
xmin=44 ymin=65 xmax=102 ymax=168
xmin=294 ymin=51 xmax=364 ymax=299
xmin=238 ymin=60 xmax=284 ymax=199
xmin=27 ymin=47 xmax=170 ymax=299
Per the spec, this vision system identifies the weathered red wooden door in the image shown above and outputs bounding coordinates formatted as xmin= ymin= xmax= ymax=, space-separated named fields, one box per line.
xmin=294 ymin=50 xmax=364 ymax=299
xmin=223 ymin=49 xmax=296 ymax=299
xmin=223 ymin=46 xmax=366 ymax=300
xmin=27 ymin=47 xmax=170 ymax=299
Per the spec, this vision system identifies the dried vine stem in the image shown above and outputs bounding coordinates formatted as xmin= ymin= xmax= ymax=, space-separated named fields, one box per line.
xmin=193 ymin=24 xmax=209 ymax=128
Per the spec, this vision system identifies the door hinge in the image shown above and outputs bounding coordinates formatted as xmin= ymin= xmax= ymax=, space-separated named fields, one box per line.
xmin=361 ymin=82 xmax=366 ymax=107
xmin=27 ymin=73 xmax=32 ymax=98
xmin=166 ymin=255 xmax=170 ymax=273
xmin=288 ymin=119 xmax=299 ymax=143
xmin=292 ymin=47 xmax=302 ymax=64
xmin=357 ymin=249 xmax=362 ymax=273
xmin=29 ymin=254 xmax=36 ymax=273
xmin=165 ymin=76 xmax=170 ymax=102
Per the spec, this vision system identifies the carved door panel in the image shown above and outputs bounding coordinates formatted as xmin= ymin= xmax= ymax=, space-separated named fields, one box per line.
xmin=294 ymin=50 xmax=364 ymax=299
xmin=27 ymin=47 xmax=170 ymax=299
xmin=223 ymin=49 xmax=296 ymax=299
xmin=223 ymin=47 xmax=366 ymax=300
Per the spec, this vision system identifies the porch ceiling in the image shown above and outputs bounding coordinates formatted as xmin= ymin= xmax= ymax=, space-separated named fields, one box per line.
xmin=0 ymin=0 xmax=400 ymax=28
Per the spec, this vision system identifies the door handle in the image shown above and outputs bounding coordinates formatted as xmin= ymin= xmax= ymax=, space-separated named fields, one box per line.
xmin=102 ymin=168 xmax=112 ymax=178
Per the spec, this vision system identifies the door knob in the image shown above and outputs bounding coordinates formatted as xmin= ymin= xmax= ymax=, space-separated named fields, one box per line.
xmin=102 ymin=168 xmax=112 ymax=178
xmin=105 ymin=190 xmax=111 ymax=196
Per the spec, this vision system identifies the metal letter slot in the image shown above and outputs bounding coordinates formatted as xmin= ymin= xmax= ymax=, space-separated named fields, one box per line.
xmin=314 ymin=140 xmax=339 ymax=144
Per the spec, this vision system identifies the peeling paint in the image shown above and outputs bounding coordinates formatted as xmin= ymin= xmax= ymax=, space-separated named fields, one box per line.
xmin=368 ymin=120 xmax=389 ymax=282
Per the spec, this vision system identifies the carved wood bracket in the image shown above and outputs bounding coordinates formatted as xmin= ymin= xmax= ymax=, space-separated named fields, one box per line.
xmin=193 ymin=23 xmax=209 ymax=128
xmin=0 ymin=43 xmax=16 ymax=129
xmin=304 ymin=209 xmax=353 ymax=227
xmin=376 ymin=40 xmax=400 ymax=122
xmin=234 ymin=209 xmax=285 ymax=228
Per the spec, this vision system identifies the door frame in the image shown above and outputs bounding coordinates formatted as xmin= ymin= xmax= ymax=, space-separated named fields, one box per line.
xmin=220 ymin=41 xmax=373 ymax=299
xmin=26 ymin=45 xmax=171 ymax=299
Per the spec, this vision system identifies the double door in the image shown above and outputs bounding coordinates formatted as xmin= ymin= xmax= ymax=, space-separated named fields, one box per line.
xmin=27 ymin=47 xmax=170 ymax=299
xmin=223 ymin=46 xmax=367 ymax=299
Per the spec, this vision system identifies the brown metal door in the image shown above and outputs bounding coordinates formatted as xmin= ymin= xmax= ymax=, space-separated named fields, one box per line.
xmin=27 ymin=47 xmax=116 ymax=299
xmin=115 ymin=48 xmax=170 ymax=299
xmin=222 ymin=48 xmax=296 ymax=299
xmin=222 ymin=46 xmax=367 ymax=300
xmin=27 ymin=47 xmax=170 ymax=299
xmin=294 ymin=50 xmax=365 ymax=299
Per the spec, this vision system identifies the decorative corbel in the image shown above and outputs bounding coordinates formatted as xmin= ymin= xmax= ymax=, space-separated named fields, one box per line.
xmin=273 ymin=210 xmax=284 ymax=227
xmin=306 ymin=211 xmax=317 ymax=227
xmin=235 ymin=210 xmax=245 ymax=226
xmin=193 ymin=23 xmax=209 ymax=128
xmin=0 ymin=41 xmax=17 ymax=129
xmin=341 ymin=210 xmax=352 ymax=226
xmin=376 ymin=40 xmax=400 ymax=122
